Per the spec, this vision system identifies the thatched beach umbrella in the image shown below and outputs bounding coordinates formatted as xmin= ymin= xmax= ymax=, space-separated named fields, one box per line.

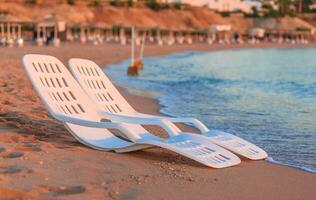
xmin=254 ymin=17 xmax=315 ymax=38
xmin=35 ymin=14 xmax=66 ymax=46
xmin=0 ymin=14 xmax=32 ymax=47
xmin=209 ymin=24 xmax=232 ymax=43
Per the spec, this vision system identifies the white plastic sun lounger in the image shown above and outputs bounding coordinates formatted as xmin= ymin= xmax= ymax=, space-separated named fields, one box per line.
xmin=23 ymin=54 xmax=150 ymax=152
xmin=23 ymin=54 xmax=240 ymax=168
xmin=68 ymin=58 xmax=268 ymax=160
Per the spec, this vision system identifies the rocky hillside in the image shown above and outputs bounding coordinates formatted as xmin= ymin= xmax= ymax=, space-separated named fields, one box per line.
xmin=0 ymin=1 xmax=253 ymax=32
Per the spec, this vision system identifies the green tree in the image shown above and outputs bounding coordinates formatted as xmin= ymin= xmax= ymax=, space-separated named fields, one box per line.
xmin=261 ymin=4 xmax=281 ymax=17
xmin=301 ymin=0 xmax=313 ymax=12
xmin=145 ymin=0 xmax=161 ymax=11
xmin=25 ymin=0 xmax=37 ymax=4
xmin=127 ymin=0 xmax=134 ymax=7
xmin=89 ymin=0 xmax=101 ymax=7
xmin=67 ymin=0 xmax=76 ymax=5
xmin=278 ymin=0 xmax=295 ymax=15
xmin=173 ymin=2 xmax=182 ymax=10
xmin=110 ymin=0 xmax=122 ymax=7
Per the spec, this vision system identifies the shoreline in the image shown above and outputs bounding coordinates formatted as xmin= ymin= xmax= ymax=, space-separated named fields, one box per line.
xmin=0 ymin=43 xmax=315 ymax=199
xmin=104 ymin=46 xmax=316 ymax=174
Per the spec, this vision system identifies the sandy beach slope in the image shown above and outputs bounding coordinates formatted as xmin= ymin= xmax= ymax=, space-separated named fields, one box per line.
xmin=0 ymin=43 xmax=315 ymax=200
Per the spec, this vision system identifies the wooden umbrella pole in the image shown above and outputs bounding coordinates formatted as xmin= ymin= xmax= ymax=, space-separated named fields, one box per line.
xmin=18 ymin=24 xmax=21 ymax=38
xmin=139 ymin=31 xmax=146 ymax=60
xmin=0 ymin=23 xmax=4 ymax=37
xmin=131 ymin=26 xmax=135 ymax=65
xmin=54 ymin=23 xmax=58 ymax=40
xmin=12 ymin=24 xmax=16 ymax=37
xmin=7 ymin=23 xmax=10 ymax=38
xmin=127 ymin=26 xmax=139 ymax=76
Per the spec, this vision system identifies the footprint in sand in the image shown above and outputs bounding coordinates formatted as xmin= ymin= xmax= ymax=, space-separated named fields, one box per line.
xmin=0 ymin=165 xmax=22 ymax=174
xmin=0 ymin=147 xmax=5 ymax=153
xmin=23 ymin=142 xmax=42 ymax=152
xmin=3 ymin=152 xmax=24 ymax=159
xmin=44 ymin=186 xmax=86 ymax=197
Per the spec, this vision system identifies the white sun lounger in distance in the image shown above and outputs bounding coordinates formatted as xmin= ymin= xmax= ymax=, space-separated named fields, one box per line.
xmin=23 ymin=54 xmax=241 ymax=168
xmin=68 ymin=58 xmax=268 ymax=160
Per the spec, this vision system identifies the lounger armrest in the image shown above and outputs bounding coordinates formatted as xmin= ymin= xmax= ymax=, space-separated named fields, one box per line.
xmin=165 ymin=117 xmax=210 ymax=133
xmin=99 ymin=112 xmax=181 ymax=137
xmin=136 ymin=113 xmax=210 ymax=133
xmin=53 ymin=113 xmax=141 ymax=140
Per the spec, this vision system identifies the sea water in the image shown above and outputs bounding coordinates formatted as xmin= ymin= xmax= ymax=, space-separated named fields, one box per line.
xmin=105 ymin=48 xmax=316 ymax=172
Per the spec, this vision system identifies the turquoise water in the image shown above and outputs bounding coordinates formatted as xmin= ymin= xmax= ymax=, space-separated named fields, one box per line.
xmin=106 ymin=48 xmax=316 ymax=172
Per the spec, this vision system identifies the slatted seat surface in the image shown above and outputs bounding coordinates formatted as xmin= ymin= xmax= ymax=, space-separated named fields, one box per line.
xmin=69 ymin=59 xmax=135 ymax=115
xmin=204 ymin=130 xmax=268 ymax=160
xmin=136 ymin=133 xmax=241 ymax=168
xmin=24 ymin=55 xmax=100 ymax=120
xmin=23 ymin=54 xmax=140 ymax=151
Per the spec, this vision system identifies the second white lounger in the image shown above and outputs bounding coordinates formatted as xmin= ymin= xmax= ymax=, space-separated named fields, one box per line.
xmin=68 ymin=58 xmax=268 ymax=160
xmin=23 ymin=54 xmax=240 ymax=168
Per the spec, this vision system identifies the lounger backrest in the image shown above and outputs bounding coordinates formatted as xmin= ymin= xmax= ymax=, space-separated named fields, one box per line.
xmin=69 ymin=58 xmax=135 ymax=114
xmin=23 ymin=54 xmax=100 ymax=121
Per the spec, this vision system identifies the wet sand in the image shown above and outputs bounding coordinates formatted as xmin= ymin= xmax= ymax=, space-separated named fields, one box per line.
xmin=0 ymin=43 xmax=315 ymax=200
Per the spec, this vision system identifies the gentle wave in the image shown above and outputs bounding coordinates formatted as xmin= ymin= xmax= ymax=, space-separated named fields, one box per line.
xmin=266 ymin=157 xmax=316 ymax=173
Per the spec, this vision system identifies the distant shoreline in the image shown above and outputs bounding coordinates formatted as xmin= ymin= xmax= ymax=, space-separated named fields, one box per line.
xmin=103 ymin=42 xmax=316 ymax=66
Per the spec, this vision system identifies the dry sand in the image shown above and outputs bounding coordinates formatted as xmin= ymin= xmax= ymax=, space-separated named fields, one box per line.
xmin=0 ymin=43 xmax=315 ymax=200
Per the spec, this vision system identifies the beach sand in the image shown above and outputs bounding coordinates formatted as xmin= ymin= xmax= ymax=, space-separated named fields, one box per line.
xmin=0 ymin=43 xmax=315 ymax=200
